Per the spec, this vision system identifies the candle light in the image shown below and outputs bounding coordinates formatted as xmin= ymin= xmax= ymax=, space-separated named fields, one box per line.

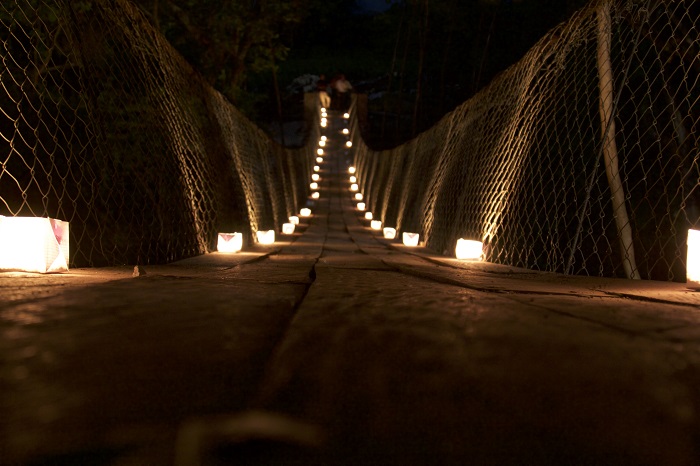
xmin=688 ymin=229 xmax=700 ymax=286
xmin=256 ymin=230 xmax=275 ymax=245
xmin=455 ymin=239 xmax=484 ymax=260
xmin=217 ymin=232 xmax=242 ymax=253
xmin=0 ymin=216 xmax=70 ymax=272
xmin=402 ymin=232 xmax=419 ymax=247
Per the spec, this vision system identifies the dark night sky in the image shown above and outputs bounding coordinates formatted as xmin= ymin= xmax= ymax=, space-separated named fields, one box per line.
xmin=356 ymin=0 xmax=398 ymax=13
xmin=276 ymin=0 xmax=591 ymax=146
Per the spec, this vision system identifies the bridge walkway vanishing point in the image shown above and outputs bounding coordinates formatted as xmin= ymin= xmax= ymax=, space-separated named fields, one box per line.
xmin=3 ymin=111 xmax=700 ymax=466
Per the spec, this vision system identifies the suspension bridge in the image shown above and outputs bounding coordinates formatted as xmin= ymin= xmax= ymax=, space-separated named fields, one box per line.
xmin=2 ymin=0 xmax=700 ymax=464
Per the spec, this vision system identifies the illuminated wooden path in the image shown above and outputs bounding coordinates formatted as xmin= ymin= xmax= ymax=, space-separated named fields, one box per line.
xmin=2 ymin=112 xmax=700 ymax=465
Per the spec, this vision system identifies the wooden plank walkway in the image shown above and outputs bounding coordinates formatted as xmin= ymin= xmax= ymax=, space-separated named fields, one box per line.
xmin=2 ymin=113 xmax=700 ymax=465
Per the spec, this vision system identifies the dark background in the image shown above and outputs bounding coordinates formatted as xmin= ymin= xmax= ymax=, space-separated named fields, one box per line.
xmin=131 ymin=0 xmax=590 ymax=148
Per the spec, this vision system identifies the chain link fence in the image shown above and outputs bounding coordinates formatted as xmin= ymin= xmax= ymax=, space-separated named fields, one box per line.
xmin=1 ymin=0 xmax=317 ymax=267
xmin=3 ymin=0 xmax=698 ymax=281
xmin=352 ymin=0 xmax=699 ymax=281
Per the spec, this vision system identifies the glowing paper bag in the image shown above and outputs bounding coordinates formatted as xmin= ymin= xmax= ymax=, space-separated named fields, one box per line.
xmin=0 ymin=216 xmax=69 ymax=273
xmin=217 ymin=232 xmax=243 ymax=253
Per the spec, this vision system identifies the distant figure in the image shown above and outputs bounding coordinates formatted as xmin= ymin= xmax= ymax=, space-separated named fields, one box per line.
xmin=317 ymin=74 xmax=331 ymax=108
xmin=331 ymin=74 xmax=352 ymax=111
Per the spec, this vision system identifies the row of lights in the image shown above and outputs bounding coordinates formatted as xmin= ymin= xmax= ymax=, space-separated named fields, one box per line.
xmin=348 ymin=166 xmax=423 ymax=248
xmin=312 ymin=110 xmax=329 ymax=201
xmin=252 ymin=106 xmax=333 ymax=244
xmin=339 ymin=117 xmax=423 ymax=249
xmin=1 ymin=105 xmax=698 ymax=281
xmin=216 ymin=205 xmax=314 ymax=252
xmin=4 ymin=217 xmax=700 ymax=277
xmin=216 ymin=106 xmax=332 ymax=252
xmin=348 ymin=167 xmax=485 ymax=259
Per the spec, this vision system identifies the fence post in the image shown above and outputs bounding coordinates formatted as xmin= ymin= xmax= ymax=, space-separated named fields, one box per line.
xmin=597 ymin=0 xmax=639 ymax=279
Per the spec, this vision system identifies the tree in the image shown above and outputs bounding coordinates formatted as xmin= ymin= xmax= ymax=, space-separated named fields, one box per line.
xmin=131 ymin=0 xmax=308 ymax=109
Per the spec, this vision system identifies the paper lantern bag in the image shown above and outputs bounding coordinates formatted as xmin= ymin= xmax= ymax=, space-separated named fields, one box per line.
xmin=0 ymin=216 xmax=69 ymax=273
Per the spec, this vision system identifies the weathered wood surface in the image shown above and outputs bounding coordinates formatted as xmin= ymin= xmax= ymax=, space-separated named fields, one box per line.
xmin=2 ymin=115 xmax=699 ymax=465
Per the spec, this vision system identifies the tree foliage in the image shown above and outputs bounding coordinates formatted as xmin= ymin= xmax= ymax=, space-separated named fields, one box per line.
xmin=126 ymin=0 xmax=590 ymax=136
xmin=130 ymin=0 xmax=308 ymax=108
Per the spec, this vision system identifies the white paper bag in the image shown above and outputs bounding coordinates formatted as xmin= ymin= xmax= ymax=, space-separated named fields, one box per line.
xmin=0 ymin=216 xmax=69 ymax=273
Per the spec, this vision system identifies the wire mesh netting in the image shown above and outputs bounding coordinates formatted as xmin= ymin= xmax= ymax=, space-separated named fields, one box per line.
xmin=2 ymin=0 xmax=699 ymax=281
xmin=351 ymin=0 xmax=699 ymax=281
xmin=0 ymin=0 xmax=317 ymax=267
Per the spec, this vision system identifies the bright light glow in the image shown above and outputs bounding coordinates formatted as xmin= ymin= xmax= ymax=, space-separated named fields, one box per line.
xmin=342 ymin=128 xmax=349 ymax=135
xmin=311 ymin=192 xmax=320 ymax=199
xmin=343 ymin=113 xmax=350 ymax=119
xmin=321 ymin=121 xmax=327 ymax=127
xmin=455 ymin=239 xmax=483 ymax=260
xmin=349 ymin=176 xmax=357 ymax=183
xmin=348 ymin=166 xmax=356 ymax=174
xmin=371 ymin=220 xmax=382 ymax=230
xmin=383 ymin=227 xmax=397 ymax=239
xmin=346 ymin=141 xmax=353 ymax=148
xmin=217 ymin=232 xmax=243 ymax=253
xmin=357 ymin=202 xmax=366 ymax=211
xmin=321 ymin=118 xmax=327 ymax=124
xmin=312 ymin=174 xmax=320 ymax=181
xmin=289 ymin=216 xmax=299 ymax=225
xmin=316 ymin=157 xmax=324 ymax=163
xmin=314 ymin=165 xmax=320 ymax=172
xmin=688 ymin=229 xmax=700 ymax=285
xmin=310 ymin=182 xmax=318 ymax=190
xmin=321 ymin=136 xmax=327 ymax=141
xmin=319 ymin=140 xmax=326 ymax=147
xmin=365 ymin=212 xmax=373 ymax=220
xmin=300 ymin=208 xmax=312 ymax=217
xmin=321 ymin=112 xmax=328 ymax=118
xmin=350 ymin=183 xmax=359 ymax=191
xmin=355 ymin=193 xmax=363 ymax=201
xmin=403 ymin=232 xmax=420 ymax=247
xmin=0 ymin=216 xmax=69 ymax=273
xmin=256 ymin=230 xmax=275 ymax=245
xmin=282 ymin=223 xmax=295 ymax=235
xmin=317 ymin=148 xmax=324 ymax=155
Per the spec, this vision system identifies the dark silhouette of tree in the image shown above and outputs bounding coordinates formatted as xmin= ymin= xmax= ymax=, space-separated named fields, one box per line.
xmin=130 ymin=0 xmax=307 ymax=110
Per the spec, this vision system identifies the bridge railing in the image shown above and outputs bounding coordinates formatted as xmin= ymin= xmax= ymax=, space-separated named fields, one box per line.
xmin=0 ymin=0 xmax=317 ymax=267
xmin=351 ymin=0 xmax=699 ymax=281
